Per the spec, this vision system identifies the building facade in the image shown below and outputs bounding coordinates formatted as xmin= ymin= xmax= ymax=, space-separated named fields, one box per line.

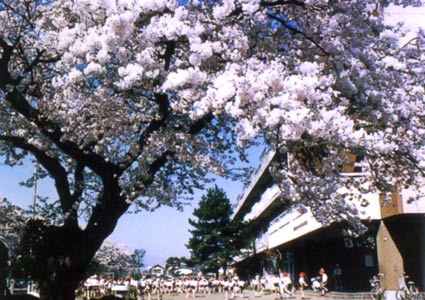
xmin=231 ymin=149 xmax=425 ymax=293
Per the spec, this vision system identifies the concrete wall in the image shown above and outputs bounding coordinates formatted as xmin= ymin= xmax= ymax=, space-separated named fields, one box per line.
xmin=376 ymin=220 xmax=404 ymax=290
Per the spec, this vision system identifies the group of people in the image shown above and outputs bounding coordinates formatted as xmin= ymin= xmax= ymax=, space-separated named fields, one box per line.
xmin=141 ymin=275 xmax=246 ymax=299
xmin=250 ymin=267 xmax=331 ymax=299
xmin=81 ymin=274 xmax=247 ymax=300
xmin=80 ymin=265 xmax=342 ymax=300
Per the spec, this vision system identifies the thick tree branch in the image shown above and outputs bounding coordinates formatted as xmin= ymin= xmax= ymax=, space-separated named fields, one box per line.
xmin=228 ymin=0 xmax=305 ymax=18
xmin=72 ymin=162 xmax=85 ymax=202
xmin=188 ymin=112 xmax=214 ymax=135
xmin=120 ymin=93 xmax=170 ymax=170
xmin=0 ymin=37 xmax=19 ymax=88
xmin=159 ymin=40 xmax=176 ymax=71
xmin=259 ymin=0 xmax=305 ymax=8
xmin=84 ymin=171 xmax=127 ymax=248
xmin=119 ymin=39 xmax=177 ymax=169
xmin=135 ymin=112 xmax=215 ymax=191
xmin=144 ymin=150 xmax=176 ymax=186
xmin=4 ymin=89 xmax=121 ymax=179
xmin=22 ymin=49 xmax=46 ymax=75
xmin=0 ymin=134 xmax=78 ymax=227
xmin=65 ymin=161 xmax=85 ymax=226
xmin=265 ymin=13 xmax=330 ymax=56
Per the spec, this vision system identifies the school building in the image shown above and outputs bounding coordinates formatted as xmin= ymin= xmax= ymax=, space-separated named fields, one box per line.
xmin=231 ymin=149 xmax=425 ymax=293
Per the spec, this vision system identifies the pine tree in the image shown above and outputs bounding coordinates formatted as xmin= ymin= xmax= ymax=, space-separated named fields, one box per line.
xmin=187 ymin=186 xmax=244 ymax=276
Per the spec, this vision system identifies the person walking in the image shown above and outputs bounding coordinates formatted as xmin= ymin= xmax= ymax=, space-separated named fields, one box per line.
xmin=319 ymin=268 xmax=328 ymax=296
xmin=279 ymin=272 xmax=292 ymax=299
xmin=298 ymin=272 xmax=308 ymax=300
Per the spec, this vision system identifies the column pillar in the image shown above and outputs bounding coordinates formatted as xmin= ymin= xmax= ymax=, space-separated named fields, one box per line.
xmin=376 ymin=220 xmax=404 ymax=291
xmin=420 ymin=217 xmax=425 ymax=290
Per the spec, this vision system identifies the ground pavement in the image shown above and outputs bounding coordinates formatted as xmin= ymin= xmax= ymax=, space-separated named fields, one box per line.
xmin=153 ymin=290 xmax=369 ymax=300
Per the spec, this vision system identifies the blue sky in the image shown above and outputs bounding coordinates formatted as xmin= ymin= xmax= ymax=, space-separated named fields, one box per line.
xmin=108 ymin=174 xmax=247 ymax=266
xmin=0 ymin=147 xmax=262 ymax=266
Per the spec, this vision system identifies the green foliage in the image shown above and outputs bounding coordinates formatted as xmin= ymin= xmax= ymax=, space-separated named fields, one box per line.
xmin=0 ymin=198 xmax=29 ymax=282
xmin=186 ymin=186 xmax=246 ymax=276
xmin=165 ymin=256 xmax=182 ymax=276
xmin=30 ymin=196 xmax=63 ymax=225
xmin=131 ymin=249 xmax=146 ymax=270
xmin=165 ymin=256 xmax=195 ymax=276
xmin=0 ymin=198 xmax=27 ymax=256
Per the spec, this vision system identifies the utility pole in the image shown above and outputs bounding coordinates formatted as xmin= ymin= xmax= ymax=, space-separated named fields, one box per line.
xmin=32 ymin=161 xmax=38 ymax=219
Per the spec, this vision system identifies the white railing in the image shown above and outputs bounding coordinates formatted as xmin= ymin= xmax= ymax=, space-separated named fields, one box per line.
xmin=233 ymin=148 xmax=275 ymax=217
xmin=254 ymin=234 xmax=269 ymax=252
xmin=267 ymin=207 xmax=322 ymax=249
xmin=233 ymin=248 xmax=253 ymax=263
xmin=243 ymin=184 xmax=281 ymax=221
xmin=266 ymin=191 xmax=382 ymax=249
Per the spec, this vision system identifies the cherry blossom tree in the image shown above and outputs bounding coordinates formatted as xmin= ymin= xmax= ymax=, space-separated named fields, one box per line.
xmin=0 ymin=1 xmax=251 ymax=299
xmin=0 ymin=0 xmax=424 ymax=299
xmin=90 ymin=241 xmax=145 ymax=278
xmin=0 ymin=198 xmax=27 ymax=296
xmin=0 ymin=198 xmax=26 ymax=261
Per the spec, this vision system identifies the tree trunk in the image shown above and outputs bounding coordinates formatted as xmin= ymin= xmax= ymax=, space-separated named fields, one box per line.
xmin=18 ymin=176 xmax=127 ymax=300
xmin=38 ymin=279 xmax=78 ymax=300
xmin=0 ymin=241 xmax=9 ymax=297
xmin=19 ymin=221 xmax=103 ymax=300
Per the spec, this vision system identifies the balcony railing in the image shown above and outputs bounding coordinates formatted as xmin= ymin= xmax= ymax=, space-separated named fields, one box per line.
xmin=243 ymin=184 xmax=281 ymax=221
xmin=254 ymin=234 xmax=269 ymax=252
xmin=267 ymin=206 xmax=322 ymax=249
xmin=233 ymin=148 xmax=275 ymax=216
